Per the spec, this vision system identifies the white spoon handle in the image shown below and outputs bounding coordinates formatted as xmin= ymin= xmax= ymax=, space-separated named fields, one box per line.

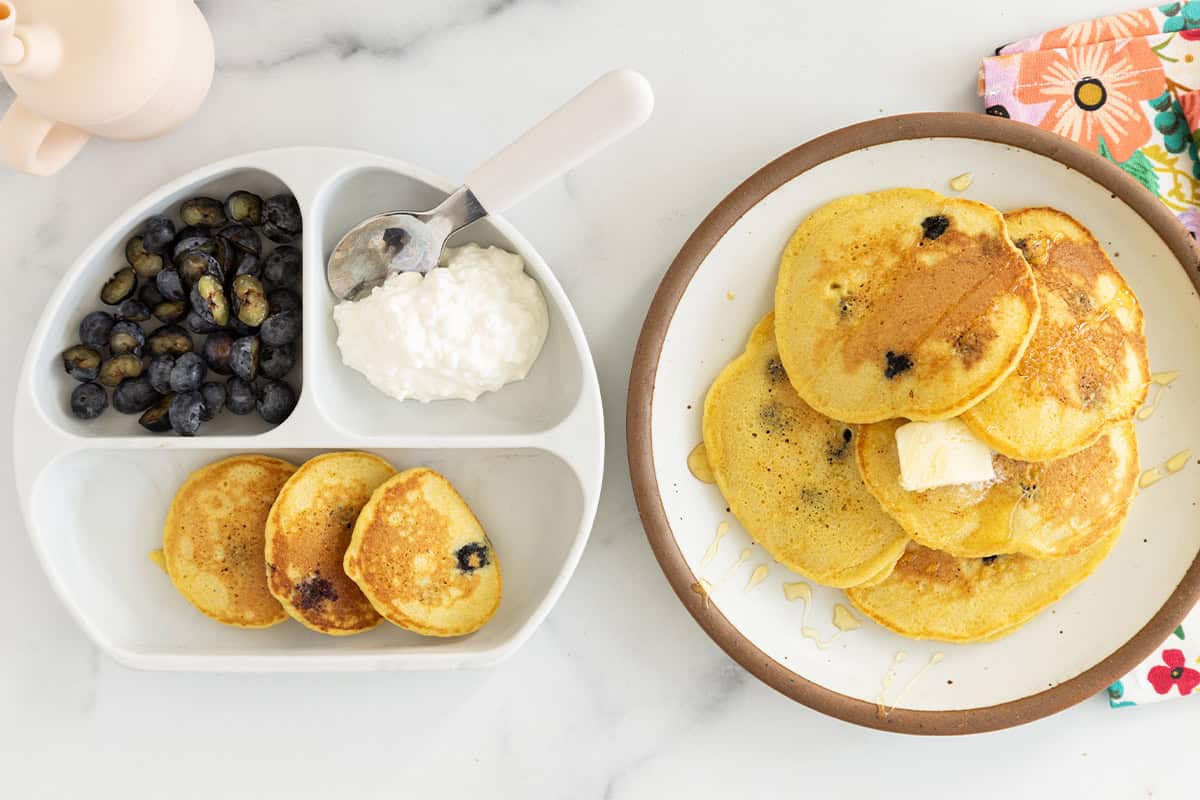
xmin=465 ymin=68 xmax=654 ymax=214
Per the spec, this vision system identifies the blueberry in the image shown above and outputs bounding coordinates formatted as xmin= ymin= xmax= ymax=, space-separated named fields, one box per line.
xmin=233 ymin=252 xmax=261 ymax=278
xmin=256 ymin=379 xmax=296 ymax=424
xmin=112 ymin=376 xmax=161 ymax=414
xmin=109 ymin=321 xmax=145 ymax=356
xmin=152 ymin=300 xmax=188 ymax=324
xmin=147 ymin=354 xmax=175 ymax=394
xmin=259 ymin=311 xmax=300 ymax=347
xmin=202 ymin=332 xmax=235 ymax=375
xmin=79 ymin=311 xmax=114 ymax=349
xmin=169 ymin=352 xmax=206 ymax=393
xmin=259 ymin=342 xmax=295 ymax=379
xmin=267 ymin=287 xmax=301 ymax=316
xmin=171 ymin=226 xmax=214 ymax=262
xmin=185 ymin=311 xmax=222 ymax=335
xmin=138 ymin=282 xmax=165 ymax=308
xmin=146 ymin=324 xmax=193 ymax=357
xmin=156 ymin=268 xmax=186 ymax=301
xmin=199 ymin=381 xmax=226 ymax=421
xmin=225 ymin=377 xmax=256 ymax=415
xmin=125 ymin=236 xmax=163 ymax=279
xmin=261 ymin=195 xmax=301 ymax=243
xmin=138 ymin=393 xmax=174 ymax=432
xmin=117 ymin=298 xmax=151 ymax=322
xmin=100 ymin=267 xmax=138 ymax=305
xmin=70 ymin=382 xmax=108 ymax=420
xmin=97 ymin=353 xmax=143 ymax=386
xmin=225 ymin=191 xmax=263 ymax=226
xmin=454 ymin=542 xmax=490 ymax=572
xmin=62 ymin=345 xmax=102 ymax=382
xmin=262 ymin=245 xmax=301 ymax=287
xmin=142 ymin=215 xmax=176 ymax=254
xmin=190 ymin=275 xmax=230 ymax=327
xmin=884 ymin=351 xmax=913 ymax=379
xmin=921 ymin=215 xmax=950 ymax=240
xmin=228 ymin=316 xmax=258 ymax=336
xmin=177 ymin=250 xmax=223 ymax=287
xmin=169 ymin=391 xmax=205 ymax=436
xmin=180 ymin=197 xmax=226 ymax=227
xmin=229 ymin=336 xmax=259 ymax=381
xmin=232 ymin=275 xmax=268 ymax=327
xmin=218 ymin=222 xmax=261 ymax=257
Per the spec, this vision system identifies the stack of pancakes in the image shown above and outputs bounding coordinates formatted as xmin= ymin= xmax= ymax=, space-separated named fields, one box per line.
xmin=703 ymin=189 xmax=1148 ymax=642
xmin=156 ymin=453 xmax=502 ymax=637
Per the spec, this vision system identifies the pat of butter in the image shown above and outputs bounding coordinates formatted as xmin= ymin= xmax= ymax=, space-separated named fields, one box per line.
xmin=895 ymin=418 xmax=995 ymax=491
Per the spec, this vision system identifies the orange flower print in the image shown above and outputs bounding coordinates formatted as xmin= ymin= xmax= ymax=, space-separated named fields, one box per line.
xmin=1014 ymin=39 xmax=1166 ymax=162
xmin=1041 ymin=9 xmax=1159 ymax=50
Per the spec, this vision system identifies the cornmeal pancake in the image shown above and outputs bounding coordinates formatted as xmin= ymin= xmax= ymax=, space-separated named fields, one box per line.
xmin=962 ymin=208 xmax=1150 ymax=461
xmin=856 ymin=418 xmax=1138 ymax=558
xmin=846 ymin=526 xmax=1123 ymax=643
xmin=161 ymin=455 xmax=296 ymax=628
xmin=775 ymin=188 xmax=1040 ymax=423
xmin=702 ymin=314 xmax=908 ymax=588
xmin=345 ymin=468 xmax=502 ymax=637
xmin=265 ymin=452 xmax=395 ymax=636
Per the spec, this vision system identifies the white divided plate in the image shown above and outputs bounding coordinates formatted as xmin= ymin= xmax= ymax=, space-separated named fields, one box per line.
xmin=14 ymin=147 xmax=603 ymax=671
xmin=628 ymin=114 xmax=1200 ymax=733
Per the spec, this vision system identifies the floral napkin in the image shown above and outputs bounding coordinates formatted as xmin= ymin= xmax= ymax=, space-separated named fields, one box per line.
xmin=978 ymin=3 xmax=1200 ymax=707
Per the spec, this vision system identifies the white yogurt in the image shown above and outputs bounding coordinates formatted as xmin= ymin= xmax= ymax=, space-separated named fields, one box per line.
xmin=333 ymin=243 xmax=549 ymax=402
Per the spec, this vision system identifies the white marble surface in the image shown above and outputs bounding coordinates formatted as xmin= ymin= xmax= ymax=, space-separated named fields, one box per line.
xmin=1 ymin=0 xmax=1196 ymax=796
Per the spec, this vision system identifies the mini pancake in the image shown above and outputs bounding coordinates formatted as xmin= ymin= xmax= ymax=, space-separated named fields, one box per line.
xmin=265 ymin=452 xmax=395 ymax=636
xmin=846 ymin=526 xmax=1123 ymax=643
xmin=962 ymin=207 xmax=1150 ymax=461
xmin=774 ymin=188 xmax=1040 ymax=423
xmin=345 ymin=468 xmax=501 ymax=637
xmin=856 ymin=418 xmax=1138 ymax=558
xmin=702 ymin=313 xmax=908 ymax=588
xmin=161 ymin=454 xmax=296 ymax=628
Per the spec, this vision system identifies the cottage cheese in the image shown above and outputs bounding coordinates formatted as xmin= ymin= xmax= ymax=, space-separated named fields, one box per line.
xmin=333 ymin=244 xmax=548 ymax=402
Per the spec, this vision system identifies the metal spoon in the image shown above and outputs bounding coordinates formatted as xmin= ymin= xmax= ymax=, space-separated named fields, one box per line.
xmin=327 ymin=69 xmax=654 ymax=301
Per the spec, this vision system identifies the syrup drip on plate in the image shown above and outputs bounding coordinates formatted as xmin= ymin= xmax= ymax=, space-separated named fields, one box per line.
xmin=745 ymin=564 xmax=769 ymax=592
xmin=1137 ymin=370 xmax=1179 ymax=422
xmin=784 ymin=582 xmax=860 ymax=649
xmin=875 ymin=651 xmax=908 ymax=715
xmin=148 ymin=549 xmax=166 ymax=573
xmin=890 ymin=652 xmax=945 ymax=710
xmin=701 ymin=520 xmax=729 ymax=567
xmin=783 ymin=581 xmax=812 ymax=602
xmin=1139 ymin=448 xmax=1192 ymax=489
xmin=832 ymin=603 xmax=861 ymax=631
xmin=688 ymin=442 xmax=715 ymax=483
xmin=689 ymin=579 xmax=713 ymax=609
xmin=712 ymin=547 xmax=752 ymax=591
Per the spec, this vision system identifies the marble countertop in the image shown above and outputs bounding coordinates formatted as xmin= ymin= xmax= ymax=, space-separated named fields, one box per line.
xmin=1 ymin=0 xmax=1195 ymax=796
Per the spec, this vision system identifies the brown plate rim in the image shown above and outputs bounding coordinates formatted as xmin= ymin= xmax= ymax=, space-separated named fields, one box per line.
xmin=626 ymin=111 xmax=1200 ymax=735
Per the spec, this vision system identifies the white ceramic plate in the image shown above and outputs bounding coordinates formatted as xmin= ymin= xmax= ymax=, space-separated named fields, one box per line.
xmin=628 ymin=114 xmax=1200 ymax=733
xmin=13 ymin=147 xmax=604 ymax=671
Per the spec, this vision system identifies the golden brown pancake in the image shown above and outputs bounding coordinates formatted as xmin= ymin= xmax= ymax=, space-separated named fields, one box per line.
xmin=702 ymin=313 xmax=908 ymax=587
xmin=161 ymin=455 xmax=296 ymax=628
xmin=265 ymin=452 xmax=395 ymax=636
xmin=345 ymin=468 xmax=502 ymax=637
xmin=774 ymin=188 xmax=1040 ymax=423
xmin=856 ymin=418 xmax=1138 ymax=558
xmin=962 ymin=207 xmax=1150 ymax=460
xmin=846 ymin=526 xmax=1123 ymax=643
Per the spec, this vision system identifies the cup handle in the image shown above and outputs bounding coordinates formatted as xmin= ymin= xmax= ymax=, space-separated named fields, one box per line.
xmin=0 ymin=101 xmax=89 ymax=176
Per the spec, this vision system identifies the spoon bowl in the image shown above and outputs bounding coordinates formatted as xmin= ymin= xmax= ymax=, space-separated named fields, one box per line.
xmin=326 ymin=69 xmax=654 ymax=301
xmin=326 ymin=187 xmax=484 ymax=300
